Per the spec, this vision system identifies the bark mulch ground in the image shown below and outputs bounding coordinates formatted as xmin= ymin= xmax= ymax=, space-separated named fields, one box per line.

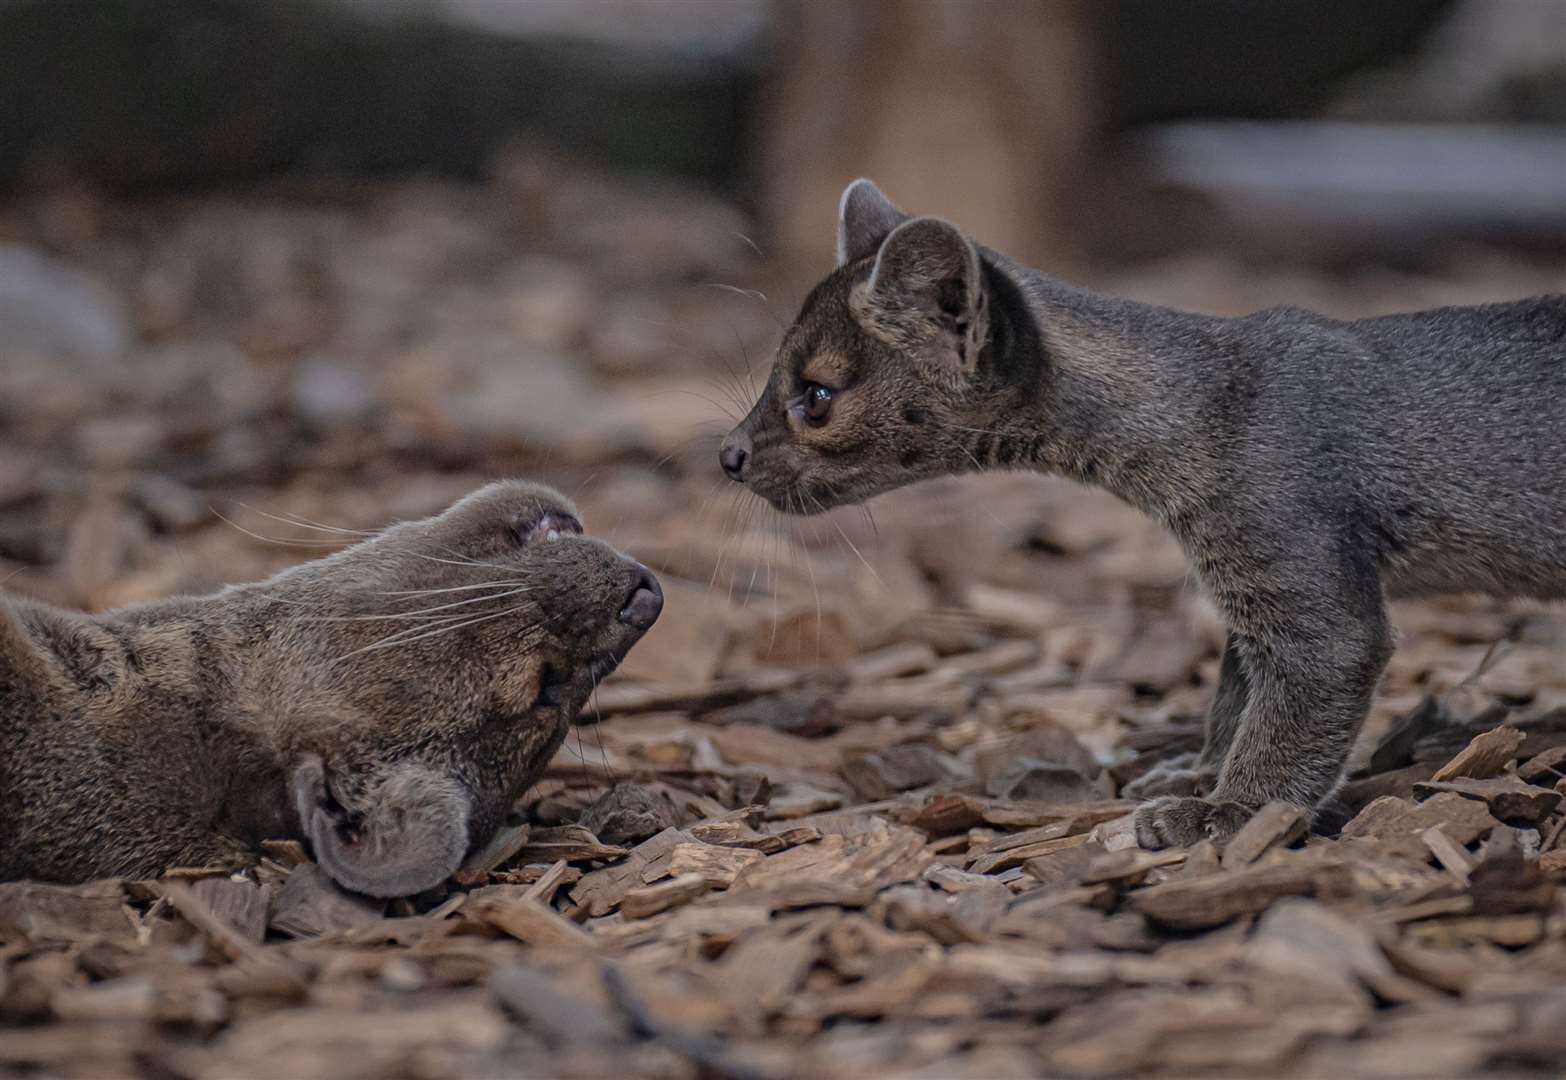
xmin=2 ymin=164 xmax=1563 ymax=1078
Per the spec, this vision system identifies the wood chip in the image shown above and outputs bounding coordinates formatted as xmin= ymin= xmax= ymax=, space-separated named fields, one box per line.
xmin=620 ymin=873 xmax=712 ymax=919
xmin=568 ymin=827 xmax=693 ymax=916
xmin=467 ymin=893 xmax=595 ymax=949
xmin=969 ymin=831 xmax=1094 ymax=876
xmin=512 ymin=859 xmax=571 ymax=905
xmin=586 ymin=669 xmax=806 ymax=718
xmin=1429 ymin=725 xmax=1524 ymax=782
xmin=1413 ymin=774 xmax=1561 ymax=824
xmin=733 ymin=823 xmax=933 ymax=908
xmin=0 ymin=880 xmax=130 ymax=940
xmin=1467 ymin=827 xmax=1556 ymax=916
xmin=841 ymin=744 xmax=969 ymax=801
xmin=844 ymin=642 xmax=938 ymax=682
xmin=489 ymin=965 xmax=626 ymax=1046
xmin=666 ymin=842 xmax=764 ymax=887
xmin=187 ymin=877 xmax=268 ymax=944
xmin=1131 ymin=858 xmax=1353 ymax=930
xmin=1341 ymin=793 xmax=1501 ymax=858
xmin=1221 ymin=802 xmax=1308 ymax=868
xmin=163 ymin=884 xmax=303 ymax=987
xmin=259 ymin=839 xmax=310 ymax=867
xmin=1079 ymin=846 xmax=1185 ymax=886
xmin=455 ymin=821 xmax=532 ymax=880
xmin=267 ymin=864 xmax=386 ymax=938
xmin=1421 ymin=826 xmax=1476 ymax=884
xmin=1024 ymin=842 xmax=1107 ymax=887
xmin=515 ymin=824 xmax=628 ymax=865
xmin=1517 ymin=744 xmax=1566 ymax=784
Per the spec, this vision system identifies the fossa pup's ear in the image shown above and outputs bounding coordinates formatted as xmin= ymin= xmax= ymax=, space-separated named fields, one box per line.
xmin=860 ymin=216 xmax=989 ymax=375
xmin=836 ymin=178 xmax=909 ymax=266
xmin=291 ymin=755 xmax=470 ymax=898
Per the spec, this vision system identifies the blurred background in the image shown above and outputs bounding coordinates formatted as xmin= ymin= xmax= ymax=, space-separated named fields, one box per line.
xmin=0 ymin=0 xmax=1561 ymax=684
xmin=3 ymin=4 xmax=1566 ymax=1075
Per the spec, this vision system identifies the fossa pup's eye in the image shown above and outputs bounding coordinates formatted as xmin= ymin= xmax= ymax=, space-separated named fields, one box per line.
xmin=510 ymin=512 xmax=583 ymax=546
xmin=802 ymin=383 xmax=833 ymax=425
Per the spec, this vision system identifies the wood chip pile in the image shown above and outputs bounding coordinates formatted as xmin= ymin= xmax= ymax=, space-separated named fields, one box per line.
xmin=2 ymin=163 xmax=1563 ymax=1078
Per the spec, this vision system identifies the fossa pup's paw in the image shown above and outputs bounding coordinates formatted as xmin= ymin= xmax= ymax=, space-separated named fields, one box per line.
xmin=1122 ymin=753 xmax=1217 ymax=799
xmin=1133 ymin=796 xmax=1255 ymax=850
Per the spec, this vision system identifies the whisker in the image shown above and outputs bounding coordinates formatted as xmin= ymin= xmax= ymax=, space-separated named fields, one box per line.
xmin=374 ymin=580 xmax=531 ymax=597
xmin=729 ymin=231 xmax=765 ymax=259
xmin=333 ymin=605 xmax=536 ymax=663
xmin=620 ymin=313 xmax=761 ymax=414
xmin=710 ymin=315 xmax=764 ymax=407
xmin=734 ymin=324 xmax=758 ymax=399
xmin=858 ymin=504 xmax=881 ymax=542
xmin=810 ymin=489 xmax=885 ymax=589
xmin=412 ymin=552 xmax=517 ymax=573
xmin=792 ymin=495 xmax=825 ymax=665
xmin=764 ymin=499 xmax=785 ymax=653
xmin=649 ymin=429 xmax=726 ymax=476
xmin=696 ymin=281 xmax=786 ymax=331
xmin=644 ymin=388 xmax=743 ymax=421
xmin=585 ymin=662 xmax=616 ymax=785
xmin=327 ymin=611 xmax=476 ymax=656
xmin=233 ymin=503 xmax=375 ymax=537
xmin=301 ymin=587 xmax=535 ymax=623
xmin=209 ymin=508 xmax=352 ymax=548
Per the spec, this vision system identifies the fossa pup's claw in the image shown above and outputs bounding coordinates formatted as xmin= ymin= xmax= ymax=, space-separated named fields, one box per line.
xmin=1133 ymin=796 xmax=1256 ymax=850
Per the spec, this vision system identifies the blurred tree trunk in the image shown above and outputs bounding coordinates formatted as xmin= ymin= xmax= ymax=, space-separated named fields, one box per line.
xmin=756 ymin=0 xmax=1101 ymax=273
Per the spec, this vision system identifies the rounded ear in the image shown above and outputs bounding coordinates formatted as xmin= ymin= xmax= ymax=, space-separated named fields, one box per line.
xmin=861 ymin=217 xmax=988 ymax=373
xmin=836 ymin=178 xmax=909 ymax=266
xmin=291 ymin=756 xmax=471 ymax=898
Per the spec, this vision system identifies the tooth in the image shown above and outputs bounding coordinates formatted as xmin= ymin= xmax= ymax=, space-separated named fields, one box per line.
xmin=547 ymin=529 xmax=560 ymax=541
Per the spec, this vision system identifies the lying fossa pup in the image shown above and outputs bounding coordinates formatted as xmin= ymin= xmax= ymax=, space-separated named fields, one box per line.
xmin=0 ymin=481 xmax=662 ymax=895
xmin=720 ymin=178 xmax=1565 ymax=849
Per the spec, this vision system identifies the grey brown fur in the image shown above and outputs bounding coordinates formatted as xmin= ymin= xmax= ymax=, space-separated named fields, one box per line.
xmin=0 ymin=481 xmax=661 ymax=895
xmin=721 ymin=178 xmax=1566 ymax=849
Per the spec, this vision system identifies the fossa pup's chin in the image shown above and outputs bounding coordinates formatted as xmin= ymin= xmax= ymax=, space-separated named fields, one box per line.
xmin=721 ymin=176 xmax=1566 ymax=850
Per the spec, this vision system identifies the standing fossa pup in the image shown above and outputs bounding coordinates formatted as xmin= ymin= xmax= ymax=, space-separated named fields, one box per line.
xmin=720 ymin=178 xmax=1566 ymax=849
xmin=0 ymin=481 xmax=663 ymax=895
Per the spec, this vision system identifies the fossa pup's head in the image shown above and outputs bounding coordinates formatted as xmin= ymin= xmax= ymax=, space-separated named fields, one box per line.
xmin=277 ymin=480 xmax=661 ymax=725
xmin=721 ymin=179 xmax=1026 ymax=513
xmin=271 ymin=480 xmax=662 ymax=895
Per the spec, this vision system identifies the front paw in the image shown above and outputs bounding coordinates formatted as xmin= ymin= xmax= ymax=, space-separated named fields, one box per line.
xmin=1123 ymin=757 xmax=1217 ymax=799
xmin=1133 ymin=796 xmax=1256 ymax=850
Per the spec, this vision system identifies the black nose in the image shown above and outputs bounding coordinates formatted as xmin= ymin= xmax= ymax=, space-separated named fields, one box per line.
xmin=618 ymin=565 xmax=663 ymax=630
xmin=719 ymin=435 xmax=749 ymax=482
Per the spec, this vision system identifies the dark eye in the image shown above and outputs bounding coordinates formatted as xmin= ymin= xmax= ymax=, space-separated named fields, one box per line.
xmin=801 ymin=382 xmax=833 ymax=425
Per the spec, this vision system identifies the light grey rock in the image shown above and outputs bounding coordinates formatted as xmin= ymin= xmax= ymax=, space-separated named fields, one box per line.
xmin=0 ymin=245 xmax=130 ymax=362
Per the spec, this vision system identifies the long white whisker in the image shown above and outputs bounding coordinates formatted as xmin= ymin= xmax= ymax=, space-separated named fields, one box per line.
xmin=303 ymin=587 xmax=535 ymax=623
xmin=233 ymin=504 xmax=375 ymax=537
xmin=697 ymin=281 xmax=786 ymax=330
xmin=729 ymin=231 xmax=765 ymax=258
xmin=334 ymin=605 xmax=535 ymax=663
xmin=328 ymin=611 xmax=476 ymax=656
xmin=817 ymin=494 xmax=886 ymax=589
xmin=412 ymin=552 xmax=517 ymax=573
xmin=374 ymin=580 xmax=529 ymax=597
xmin=209 ymin=508 xmax=352 ymax=548
xmin=793 ymin=498 xmax=825 ymax=665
